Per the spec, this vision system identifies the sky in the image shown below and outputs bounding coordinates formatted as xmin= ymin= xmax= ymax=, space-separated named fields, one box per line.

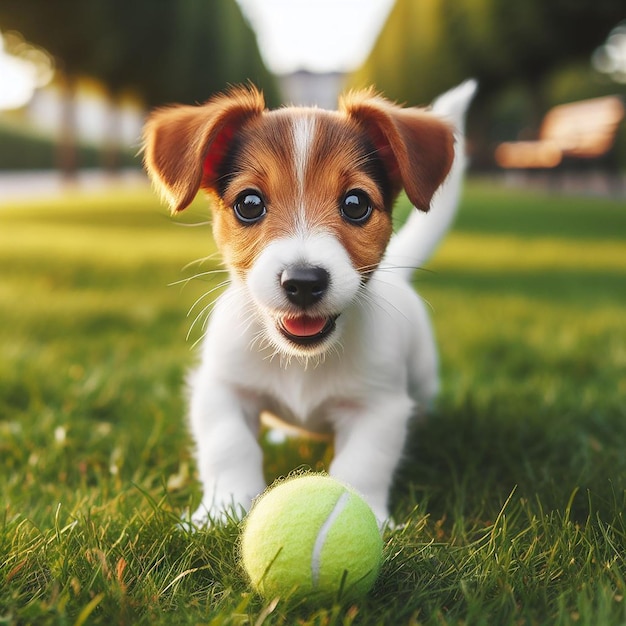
xmin=236 ymin=0 xmax=395 ymax=74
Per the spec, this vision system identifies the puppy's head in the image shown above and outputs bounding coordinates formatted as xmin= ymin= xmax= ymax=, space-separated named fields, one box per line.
xmin=143 ymin=86 xmax=454 ymax=358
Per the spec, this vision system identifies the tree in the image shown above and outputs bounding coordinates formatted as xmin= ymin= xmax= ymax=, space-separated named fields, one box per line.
xmin=0 ymin=0 xmax=103 ymax=176
xmin=352 ymin=0 xmax=624 ymax=104
xmin=350 ymin=0 xmax=462 ymax=106
xmin=0 ymin=0 xmax=279 ymax=172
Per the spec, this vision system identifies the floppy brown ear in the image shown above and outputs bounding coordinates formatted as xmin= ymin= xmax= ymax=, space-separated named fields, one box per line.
xmin=340 ymin=90 xmax=455 ymax=212
xmin=142 ymin=86 xmax=265 ymax=213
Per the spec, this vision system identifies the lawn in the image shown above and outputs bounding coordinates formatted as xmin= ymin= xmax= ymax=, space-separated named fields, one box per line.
xmin=1 ymin=180 xmax=625 ymax=625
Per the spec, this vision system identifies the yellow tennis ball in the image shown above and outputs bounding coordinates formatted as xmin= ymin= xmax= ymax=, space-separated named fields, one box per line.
xmin=240 ymin=474 xmax=383 ymax=603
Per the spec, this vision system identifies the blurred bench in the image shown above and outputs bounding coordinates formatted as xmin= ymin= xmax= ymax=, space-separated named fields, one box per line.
xmin=495 ymin=96 xmax=624 ymax=170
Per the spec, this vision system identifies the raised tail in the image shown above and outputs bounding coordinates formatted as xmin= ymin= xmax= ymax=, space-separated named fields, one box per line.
xmin=382 ymin=79 xmax=478 ymax=281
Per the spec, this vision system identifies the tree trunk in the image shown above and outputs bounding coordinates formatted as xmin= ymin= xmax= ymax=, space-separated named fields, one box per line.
xmin=56 ymin=71 xmax=79 ymax=182
xmin=101 ymin=93 xmax=122 ymax=173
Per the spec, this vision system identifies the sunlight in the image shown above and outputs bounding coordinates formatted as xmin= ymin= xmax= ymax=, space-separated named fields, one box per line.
xmin=0 ymin=30 xmax=53 ymax=110
xmin=236 ymin=0 xmax=394 ymax=73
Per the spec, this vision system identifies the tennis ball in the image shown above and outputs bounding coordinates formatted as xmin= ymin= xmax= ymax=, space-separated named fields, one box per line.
xmin=240 ymin=474 xmax=383 ymax=603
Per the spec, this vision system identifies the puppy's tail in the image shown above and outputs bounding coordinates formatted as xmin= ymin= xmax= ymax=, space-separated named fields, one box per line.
xmin=382 ymin=79 xmax=478 ymax=281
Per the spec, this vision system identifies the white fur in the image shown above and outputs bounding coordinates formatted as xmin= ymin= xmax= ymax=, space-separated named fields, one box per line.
xmin=188 ymin=81 xmax=477 ymax=525
xmin=247 ymin=232 xmax=361 ymax=357
xmin=292 ymin=115 xmax=317 ymax=232
xmin=293 ymin=116 xmax=316 ymax=195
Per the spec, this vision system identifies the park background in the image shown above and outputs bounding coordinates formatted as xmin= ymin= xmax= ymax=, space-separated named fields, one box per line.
xmin=1 ymin=1 xmax=626 ymax=625
xmin=1 ymin=0 xmax=625 ymax=182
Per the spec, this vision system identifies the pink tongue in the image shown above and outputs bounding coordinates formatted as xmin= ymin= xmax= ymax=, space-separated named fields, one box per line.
xmin=282 ymin=315 xmax=327 ymax=337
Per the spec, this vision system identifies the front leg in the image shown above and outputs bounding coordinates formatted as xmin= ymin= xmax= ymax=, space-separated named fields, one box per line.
xmin=188 ymin=374 xmax=266 ymax=525
xmin=329 ymin=394 xmax=414 ymax=525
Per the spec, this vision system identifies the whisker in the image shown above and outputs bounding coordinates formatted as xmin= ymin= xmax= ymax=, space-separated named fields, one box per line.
xmin=181 ymin=252 xmax=223 ymax=270
xmin=357 ymin=283 xmax=412 ymax=324
xmin=187 ymin=287 xmax=240 ymax=343
xmin=378 ymin=265 xmax=434 ymax=276
xmin=186 ymin=302 xmax=215 ymax=342
xmin=190 ymin=332 xmax=206 ymax=351
xmin=172 ymin=219 xmax=213 ymax=228
xmin=354 ymin=260 xmax=435 ymax=278
xmin=186 ymin=280 xmax=231 ymax=317
xmin=367 ymin=274 xmax=437 ymax=315
xmin=354 ymin=262 xmax=381 ymax=273
xmin=187 ymin=288 xmax=242 ymax=350
xmin=170 ymin=269 xmax=229 ymax=288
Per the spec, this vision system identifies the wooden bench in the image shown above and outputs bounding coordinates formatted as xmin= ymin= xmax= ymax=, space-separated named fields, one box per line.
xmin=495 ymin=96 xmax=624 ymax=170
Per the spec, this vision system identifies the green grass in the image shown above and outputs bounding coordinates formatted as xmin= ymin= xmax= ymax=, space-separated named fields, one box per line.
xmin=1 ymin=180 xmax=625 ymax=625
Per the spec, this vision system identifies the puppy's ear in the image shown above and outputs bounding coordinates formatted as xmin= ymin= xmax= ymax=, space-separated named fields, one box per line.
xmin=340 ymin=90 xmax=455 ymax=212
xmin=143 ymin=86 xmax=265 ymax=213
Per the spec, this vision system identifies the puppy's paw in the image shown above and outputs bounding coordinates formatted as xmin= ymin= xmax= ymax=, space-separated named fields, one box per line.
xmin=183 ymin=502 xmax=246 ymax=530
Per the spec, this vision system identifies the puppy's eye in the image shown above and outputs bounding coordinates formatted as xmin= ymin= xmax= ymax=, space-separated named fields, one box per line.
xmin=233 ymin=190 xmax=266 ymax=224
xmin=340 ymin=190 xmax=373 ymax=224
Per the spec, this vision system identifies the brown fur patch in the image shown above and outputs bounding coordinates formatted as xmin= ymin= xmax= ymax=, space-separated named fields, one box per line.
xmin=340 ymin=90 xmax=455 ymax=212
xmin=142 ymin=86 xmax=265 ymax=213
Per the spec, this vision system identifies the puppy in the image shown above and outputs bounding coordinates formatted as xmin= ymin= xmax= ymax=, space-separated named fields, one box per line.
xmin=143 ymin=80 xmax=477 ymax=525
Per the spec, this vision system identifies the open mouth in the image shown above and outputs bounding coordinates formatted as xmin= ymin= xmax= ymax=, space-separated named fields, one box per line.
xmin=278 ymin=314 xmax=338 ymax=346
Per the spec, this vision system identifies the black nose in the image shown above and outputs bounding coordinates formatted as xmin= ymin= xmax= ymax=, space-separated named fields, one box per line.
xmin=280 ymin=266 xmax=329 ymax=309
